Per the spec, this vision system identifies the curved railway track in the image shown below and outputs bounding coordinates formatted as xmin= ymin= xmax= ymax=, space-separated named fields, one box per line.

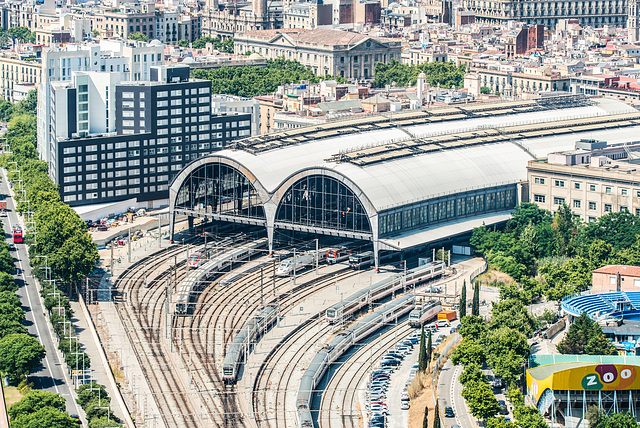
xmin=115 ymin=239 xmax=203 ymax=428
xmin=321 ymin=323 xmax=413 ymax=428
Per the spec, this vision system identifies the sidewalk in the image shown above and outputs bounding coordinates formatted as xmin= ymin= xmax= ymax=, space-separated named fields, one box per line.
xmin=69 ymin=301 xmax=126 ymax=423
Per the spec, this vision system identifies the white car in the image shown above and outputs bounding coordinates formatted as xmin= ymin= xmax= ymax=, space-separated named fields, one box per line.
xmin=401 ymin=401 xmax=410 ymax=410
xmin=436 ymin=320 xmax=450 ymax=328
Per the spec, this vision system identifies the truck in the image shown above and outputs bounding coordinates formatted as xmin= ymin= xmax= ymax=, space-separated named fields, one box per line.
xmin=437 ymin=310 xmax=457 ymax=322
xmin=0 ymin=201 xmax=7 ymax=210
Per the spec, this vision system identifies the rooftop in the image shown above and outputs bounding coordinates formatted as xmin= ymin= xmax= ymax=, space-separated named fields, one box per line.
xmin=593 ymin=265 xmax=640 ymax=277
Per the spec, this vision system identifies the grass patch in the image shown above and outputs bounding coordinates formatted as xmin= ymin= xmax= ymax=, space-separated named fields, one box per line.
xmin=3 ymin=385 xmax=23 ymax=407
xmin=475 ymin=269 xmax=515 ymax=286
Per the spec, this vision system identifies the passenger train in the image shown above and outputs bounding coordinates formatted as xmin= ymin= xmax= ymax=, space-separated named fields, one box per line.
xmin=222 ymin=304 xmax=279 ymax=384
xmin=326 ymin=242 xmax=357 ymax=264
xmin=275 ymin=251 xmax=324 ymax=276
xmin=298 ymin=294 xmax=416 ymax=427
xmin=408 ymin=300 xmax=442 ymax=327
xmin=325 ymin=261 xmax=445 ymax=324
xmin=174 ymin=238 xmax=267 ymax=315
xmin=349 ymin=251 xmax=374 ymax=269
xmin=188 ymin=253 xmax=200 ymax=269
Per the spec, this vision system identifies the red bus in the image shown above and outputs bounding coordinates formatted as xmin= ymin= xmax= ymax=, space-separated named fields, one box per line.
xmin=12 ymin=226 xmax=22 ymax=244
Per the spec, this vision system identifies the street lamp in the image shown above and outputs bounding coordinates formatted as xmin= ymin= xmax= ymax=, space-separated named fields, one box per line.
xmin=35 ymin=255 xmax=50 ymax=282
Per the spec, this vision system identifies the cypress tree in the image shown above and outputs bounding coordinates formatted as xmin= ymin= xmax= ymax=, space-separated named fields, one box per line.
xmin=423 ymin=405 xmax=429 ymax=428
xmin=433 ymin=403 xmax=441 ymax=428
xmin=418 ymin=325 xmax=427 ymax=372
xmin=472 ymin=281 xmax=480 ymax=316
xmin=460 ymin=280 xmax=467 ymax=318
xmin=426 ymin=330 xmax=432 ymax=365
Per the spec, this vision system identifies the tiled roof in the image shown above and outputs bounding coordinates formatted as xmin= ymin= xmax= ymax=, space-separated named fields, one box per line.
xmin=593 ymin=265 xmax=640 ymax=277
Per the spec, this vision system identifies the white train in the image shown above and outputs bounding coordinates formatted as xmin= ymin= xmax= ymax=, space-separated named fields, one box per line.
xmin=222 ymin=304 xmax=279 ymax=384
xmin=349 ymin=251 xmax=374 ymax=269
xmin=298 ymin=294 xmax=416 ymax=427
xmin=174 ymin=238 xmax=267 ymax=315
xmin=325 ymin=261 xmax=445 ymax=324
xmin=275 ymin=251 xmax=323 ymax=276
xmin=408 ymin=300 xmax=442 ymax=328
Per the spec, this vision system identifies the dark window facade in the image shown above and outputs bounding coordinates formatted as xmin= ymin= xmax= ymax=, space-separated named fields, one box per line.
xmin=378 ymin=185 xmax=517 ymax=237
xmin=276 ymin=175 xmax=371 ymax=234
xmin=174 ymin=161 xmax=265 ymax=219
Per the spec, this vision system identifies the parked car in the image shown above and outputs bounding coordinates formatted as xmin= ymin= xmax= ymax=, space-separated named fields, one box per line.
xmin=401 ymin=401 xmax=410 ymax=410
xmin=492 ymin=379 xmax=504 ymax=389
xmin=436 ymin=320 xmax=450 ymax=328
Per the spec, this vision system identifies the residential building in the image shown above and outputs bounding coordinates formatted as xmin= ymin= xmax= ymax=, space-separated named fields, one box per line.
xmin=234 ymin=29 xmax=402 ymax=80
xmin=211 ymin=95 xmax=261 ymax=136
xmin=0 ymin=53 xmax=42 ymax=102
xmin=37 ymin=40 xmax=165 ymax=169
xmin=527 ymin=139 xmax=640 ymax=222
xmin=462 ymin=0 xmax=626 ymax=27
xmin=283 ymin=2 xmax=332 ymax=29
xmin=592 ymin=265 xmax=640 ymax=293
xmin=48 ymin=65 xmax=252 ymax=207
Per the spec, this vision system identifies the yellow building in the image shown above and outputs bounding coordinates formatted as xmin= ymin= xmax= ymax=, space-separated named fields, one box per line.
xmin=527 ymin=355 xmax=640 ymax=426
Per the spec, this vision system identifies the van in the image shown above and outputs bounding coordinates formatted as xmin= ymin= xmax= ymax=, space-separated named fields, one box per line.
xmin=436 ymin=320 xmax=450 ymax=328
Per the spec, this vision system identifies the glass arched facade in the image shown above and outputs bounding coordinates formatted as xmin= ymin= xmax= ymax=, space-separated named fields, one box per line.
xmin=174 ymin=162 xmax=265 ymax=219
xmin=276 ymin=175 xmax=371 ymax=234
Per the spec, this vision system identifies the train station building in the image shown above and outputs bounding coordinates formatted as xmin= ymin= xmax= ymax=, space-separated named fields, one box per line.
xmin=168 ymin=95 xmax=640 ymax=269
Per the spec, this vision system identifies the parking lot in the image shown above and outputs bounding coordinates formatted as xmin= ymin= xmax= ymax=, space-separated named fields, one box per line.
xmin=363 ymin=320 xmax=459 ymax=428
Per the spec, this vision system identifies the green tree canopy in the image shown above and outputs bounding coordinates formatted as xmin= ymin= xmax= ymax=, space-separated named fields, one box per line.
xmin=192 ymin=58 xmax=346 ymax=98
xmin=461 ymin=379 xmax=501 ymax=421
xmin=557 ymin=312 xmax=616 ymax=355
xmin=11 ymin=406 xmax=77 ymax=428
xmin=9 ymin=390 xmax=66 ymax=421
xmin=373 ymin=59 xmax=466 ymax=89
xmin=450 ymin=338 xmax=486 ymax=367
xmin=0 ymin=333 xmax=45 ymax=381
xmin=128 ymin=32 xmax=148 ymax=42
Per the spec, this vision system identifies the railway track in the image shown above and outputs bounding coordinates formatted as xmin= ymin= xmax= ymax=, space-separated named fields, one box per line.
xmin=321 ymin=323 xmax=413 ymax=428
xmin=115 ymin=239 xmax=203 ymax=428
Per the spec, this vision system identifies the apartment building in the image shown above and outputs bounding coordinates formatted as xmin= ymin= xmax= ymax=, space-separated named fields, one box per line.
xmin=37 ymin=40 xmax=165 ymax=167
xmin=234 ymin=28 xmax=402 ymax=80
xmin=527 ymin=139 xmax=640 ymax=221
xmin=48 ymin=66 xmax=252 ymax=207
xmin=0 ymin=54 xmax=41 ymax=102
xmin=462 ymin=0 xmax=626 ymax=27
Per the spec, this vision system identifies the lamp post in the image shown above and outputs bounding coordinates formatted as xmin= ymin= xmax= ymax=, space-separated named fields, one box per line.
xmin=35 ymin=255 xmax=50 ymax=282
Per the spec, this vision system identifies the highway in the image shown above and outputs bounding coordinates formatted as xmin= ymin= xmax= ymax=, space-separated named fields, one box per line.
xmin=0 ymin=170 xmax=82 ymax=416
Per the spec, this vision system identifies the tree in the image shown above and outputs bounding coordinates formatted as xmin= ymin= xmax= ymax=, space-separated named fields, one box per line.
xmin=461 ymin=380 xmax=501 ymax=421
xmin=192 ymin=58 xmax=346 ymax=98
xmin=7 ymin=27 xmax=35 ymax=43
xmin=458 ymin=363 xmax=487 ymax=386
xmin=89 ymin=417 xmax=123 ymax=428
xmin=11 ymin=407 xmax=77 ymax=428
xmin=586 ymin=405 xmax=604 ymax=428
xmin=0 ymin=271 xmax=17 ymax=292
xmin=0 ymin=302 xmax=25 ymax=323
xmin=423 ymin=405 xmax=429 ymax=428
xmin=192 ymin=36 xmax=234 ymax=53
xmin=92 ymin=30 xmax=100 ymax=37
xmin=557 ymin=312 xmax=616 ymax=355
xmin=433 ymin=403 xmax=441 ymax=428
xmin=450 ymin=338 xmax=486 ymax=367
xmin=488 ymin=299 xmax=537 ymax=337
xmin=77 ymin=382 xmax=108 ymax=408
xmin=0 ymin=333 xmax=46 ymax=381
xmin=418 ymin=326 xmax=428 ymax=372
xmin=480 ymin=86 xmax=491 ymax=94
xmin=459 ymin=315 xmax=487 ymax=341
xmin=553 ymin=203 xmax=580 ymax=256
xmin=472 ymin=282 xmax=480 ymax=316
xmin=177 ymin=39 xmax=189 ymax=47
xmin=373 ymin=60 xmax=466 ymax=89
xmin=460 ymin=280 xmax=467 ymax=318
xmin=426 ymin=330 xmax=432 ymax=364
xmin=486 ymin=418 xmax=517 ymax=428
xmin=512 ymin=405 xmax=549 ymax=428
xmin=9 ymin=390 xmax=66 ymax=421
xmin=14 ymin=89 xmax=37 ymax=117
xmin=507 ymin=384 xmax=524 ymax=407
xmin=128 ymin=32 xmax=148 ymax=42
xmin=0 ymin=318 xmax=27 ymax=339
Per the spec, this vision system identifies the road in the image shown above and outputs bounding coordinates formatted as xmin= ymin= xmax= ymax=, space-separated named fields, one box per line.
xmin=0 ymin=170 xmax=82 ymax=416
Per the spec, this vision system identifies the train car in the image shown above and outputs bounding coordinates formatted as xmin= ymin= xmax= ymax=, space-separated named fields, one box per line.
xmin=12 ymin=226 xmax=22 ymax=244
xmin=222 ymin=304 xmax=278 ymax=384
xmin=188 ymin=253 xmax=201 ymax=269
xmin=348 ymin=251 xmax=374 ymax=269
xmin=408 ymin=300 xmax=442 ymax=328
xmin=326 ymin=242 xmax=357 ymax=264
xmin=325 ymin=261 xmax=445 ymax=324
xmin=298 ymin=294 xmax=415 ymax=427
xmin=174 ymin=238 xmax=267 ymax=315
xmin=275 ymin=252 xmax=317 ymax=276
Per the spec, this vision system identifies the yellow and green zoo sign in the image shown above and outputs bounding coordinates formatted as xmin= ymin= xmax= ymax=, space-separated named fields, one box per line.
xmin=527 ymin=363 xmax=640 ymax=404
